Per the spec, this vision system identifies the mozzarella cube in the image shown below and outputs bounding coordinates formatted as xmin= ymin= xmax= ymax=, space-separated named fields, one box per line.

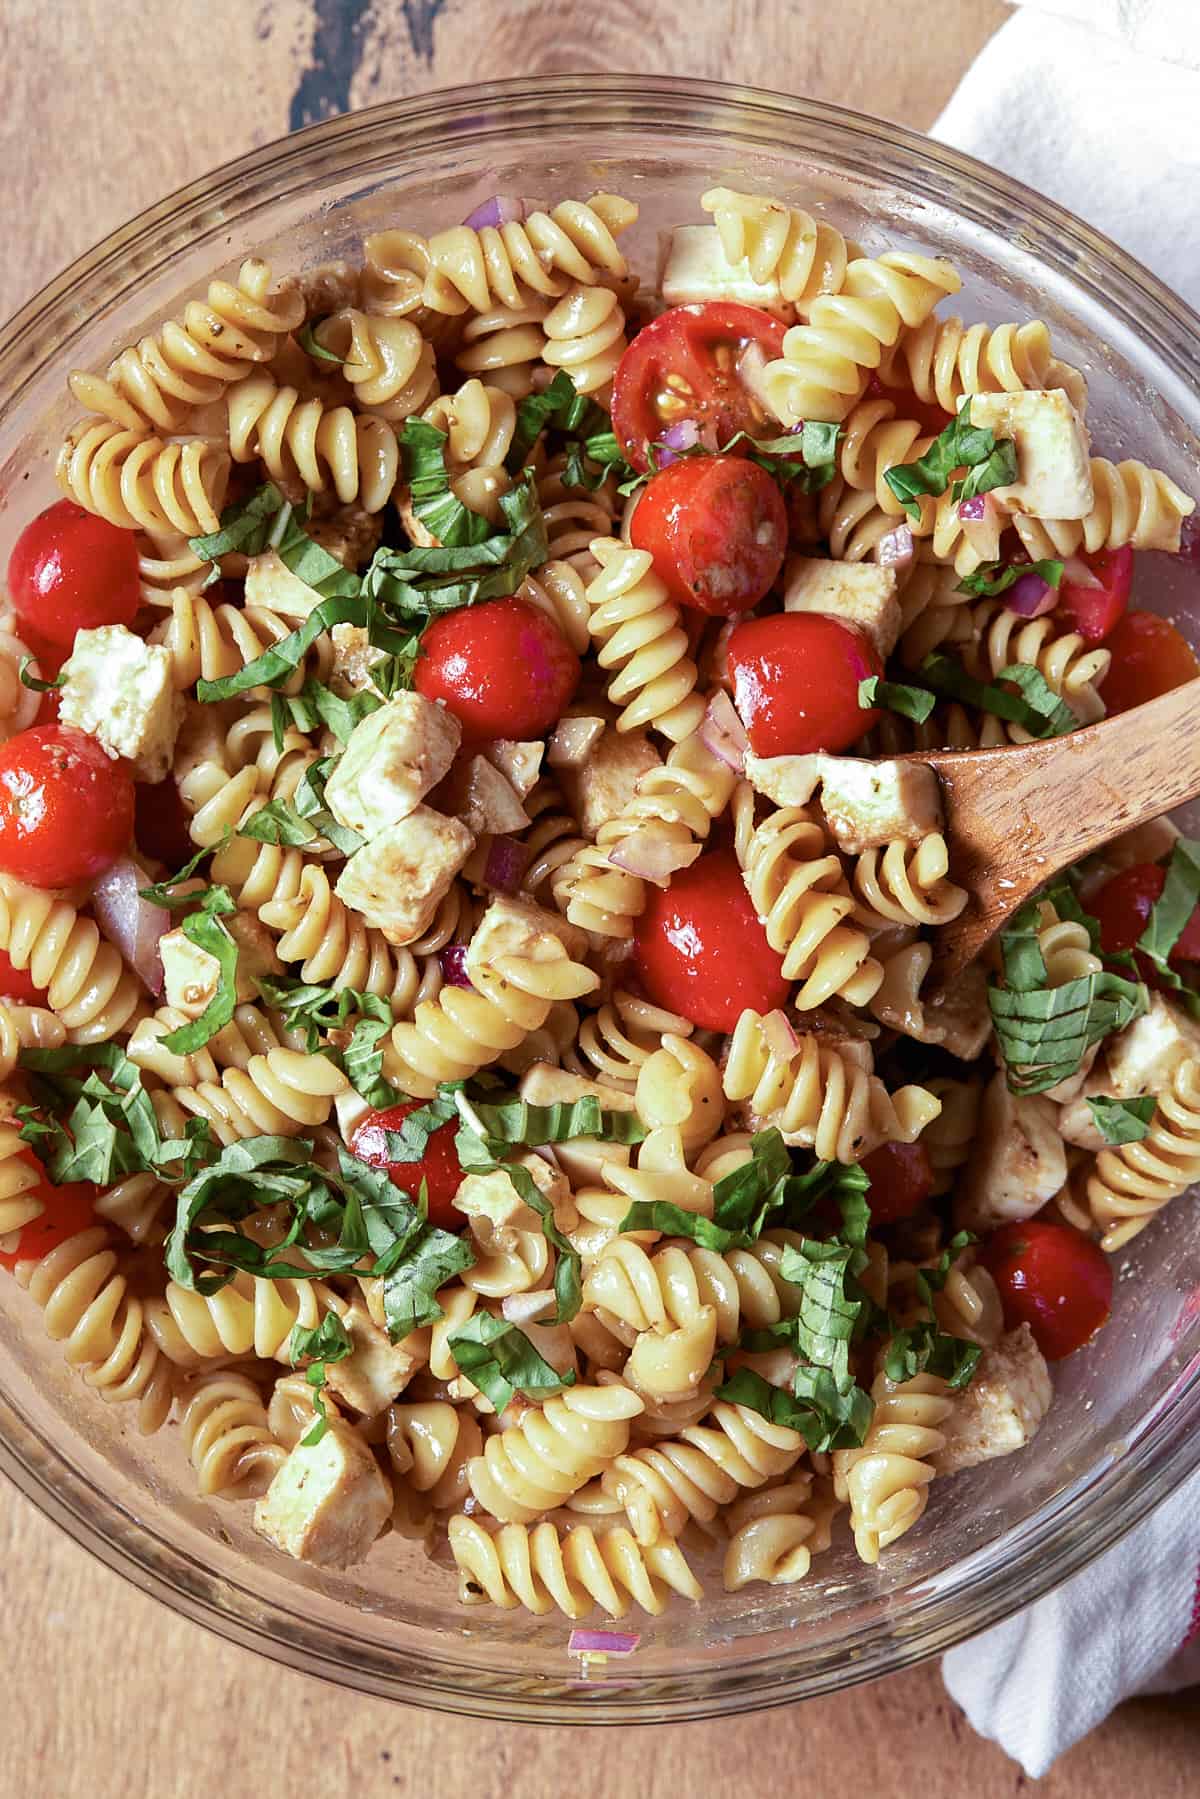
xmin=955 ymin=1073 xmax=1067 ymax=1233
xmin=335 ymin=806 xmax=473 ymax=943
xmin=659 ymin=225 xmax=787 ymax=316
xmin=243 ymin=551 xmax=324 ymax=620
xmin=934 ymin=1325 xmax=1053 ymax=1474
xmin=920 ymin=962 xmax=996 ymax=1061
xmin=746 ymin=752 xmax=943 ymax=853
xmin=560 ymin=728 xmax=661 ymax=838
xmin=547 ymin=715 xmax=605 ymax=768
xmin=323 ymin=1304 xmax=424 ymax=1415
xmin=486 ymin=739 xmax=544 ymax=801
xmin=783 ymin=557 xmax=901 ymax=658
xmin=519 ymin=1062 xmax=639 ymax=1183
xmin=459 ymin=756 xmax=530 ymax=836
xmin=253 ymin=1417 xmax=392 ymax=1569
xmin=330 ymin=623 xmax=386 ymax=694
xmin=967 ymin=390 xmax=1093 ymax=520
xmin=1104 ymin=992 xmax=1200 ymax=1095
xmin=58 ymin=625 xmax=182 ymax=782
xmin=325 ymin=692 xmax=462 ymax=839
xmin=467 ymin=893 xmax=592 ymax=975
xmin=307 ymin=504 xmax=383 ymax=570
xmin=159 ymin=912 xmax=282 ymax=1018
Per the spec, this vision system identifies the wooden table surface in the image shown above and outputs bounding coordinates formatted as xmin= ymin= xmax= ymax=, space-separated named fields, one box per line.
xmin=2 ymin=3 xmax=1197 ymax=1794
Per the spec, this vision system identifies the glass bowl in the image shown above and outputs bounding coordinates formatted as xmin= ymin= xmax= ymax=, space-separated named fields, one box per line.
xmin=1 ymin=74 xmax=1199 ymax=1724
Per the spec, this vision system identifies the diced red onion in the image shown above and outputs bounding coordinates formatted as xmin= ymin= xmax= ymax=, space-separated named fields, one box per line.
xmin=438 ymin=945 xmax=472 ymax=989
xmin=609 ymin=830 xmax=701 ymax=886
xmin=568 ymin=1629 xmax=641 ymax=1657
xmin=660 ymin=419 xmax=700 ymax=453
xmin=762 ymin=1008 xmax=799 ymax=1060
xmin=1005 ymin=572 xmax=1059 ymax=618
xmin=876 ymin=523 xmax=914 ymax=575
xmin=700 ymin=689 xmax=750 ymax=773
xmin=1180 ymin=513 xmax=1200 ymax=568
xmin=462 ymin=195 xmax=526 ymax=230
xmin=483 ymin=835 xmax=530 ymax=894
xmin=957 ymin=495 xmax=988 ymax=522
xmin=501 ymin=1290 xmax=557 ymax=1324
xmin=735 ymin=338 xmax=773 ymax=416
xmin=91 ymin=858 xmax=169 ymax=996
xmin=1060 ymin=553 xmax=1103 ymax=590
xmin=547 ymin=715 xmax=605 ymax=767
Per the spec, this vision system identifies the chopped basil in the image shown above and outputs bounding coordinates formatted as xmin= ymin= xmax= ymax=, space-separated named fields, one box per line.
xmin=401 ymin=417 xmax=495 ymax=550
xmin=272 ymin=677 xmax=383 ymax=746
xmin=237 ymin=798 xmax=320 ymax=849
xmin=187 ymin=482 xmax=293 ymax=566
xmin=138 ymin=842 xmax=228 ymax=908
xmin=255 ymin=976 xmax=390 ymax=1051
xmin=297 ymin=319 xmax=346 ymax=365
xmin=989 ymin=893 xmax=1148 ymax=1094
xmin=453 ymin=1095 xmax=582 ymax=1323
xmin=884 ymin=398 xmax=1017 ymax=523
xmin=457 ymin=1090 xmax=647 ymax=1151
xmin=1136 ymin=838 xmax=1200 ymax=986
xmin=18 ymin=657 xmax=65 ymax=693
xmin=288 ymin=1312 xmax=354 ymax=1446
xmin=18 ymin=1043 xmax=216 ymax=1184
xmin=716 ymin=1365 xmax=873 ymax=1453
xmin=159 ymin=887 xmax=240 ymax=1056
xmin=1087 ymin=1094 xmax=1157 ymax=1145
xmin=955 ymin=557 xmax=1064 ymax=599
xmin=920 ymin=652 xmax=1078 ymax=739
xmin=341 ymin=1015 xmax=399 ymax=1109
xmin=291 ymin=757 xmax=366 ymax=856
xmin=362 ymin=474 xmax=547 ymax=623
xmin=446 ymin=1311 xmax=575 ymax=1413
xmin=506 ymin=370 xmax=611 ymax=473
xmin=884 ymin=1325 xmax=981 ymax=1390
xmin=729 ymin=421 xmax=843 ymax=492
xmin=858 ymin=675 xmax=937 ymax=724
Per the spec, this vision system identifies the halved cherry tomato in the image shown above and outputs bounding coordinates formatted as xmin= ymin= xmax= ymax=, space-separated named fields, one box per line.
xmin=0 ymin=948 xmax=46 ymax=1005
xmin=0 ymin=1158 xmax=96 ymax=1271
xmin=1099 ymin=610 xmax=1199 ymax=714
xmin=1055 ymin=546 xmax=1134 ymax=643
xmin=0 ymin=725 xmax=134 ymax=888
xmin=349 ymin=1102 xmax=465 ymax=1232
xmin=135 ymin=779 xmax=197 ymax=872
xmin=629 ymin=455 xmax=788 ymax=616
xmin=980 ymin=1219 xmax=1113 ymax=1360
xmin=611 ymin=303 xmax=786 ymax=472
xmin=1088 ymin=862 xmax=1200 ymax=980
xmin=7 ymin=501 xmax=139 ymax=650
xmin=726 ymin=612 xmax=882 ymax=757
xmin=633 ymin=846 xmax=790 ymax=1032
xmin=863 ymin=371 xmax=955 ymax=442
xmin=414 ymin=597 xmax=580 ymax=745
xmin=862 ymin=1140 xmax=934 ymax=1224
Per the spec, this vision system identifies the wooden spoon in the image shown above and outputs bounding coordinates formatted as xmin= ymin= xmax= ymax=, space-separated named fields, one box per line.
xmin=906 ymin=679 xmax=1200 ymax=988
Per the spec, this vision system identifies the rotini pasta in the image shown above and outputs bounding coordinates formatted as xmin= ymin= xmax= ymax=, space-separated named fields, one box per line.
xmin=448 ymin=1514 xmax=702 ymax=1617
xmin=423 ymin=194 xmax=637 ymax=314
xmin=700 ymin=187 xmax=854 ymax=316
xmin=583 ymin=539 xmax=707 ymax=742
xmin=833 ymin=1369 xmax=953 ymax=1563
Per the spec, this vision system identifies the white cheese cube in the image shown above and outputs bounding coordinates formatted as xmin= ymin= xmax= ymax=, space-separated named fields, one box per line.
xmin=335 ymin=806 xmax=473 ymax=943
xmin=1104 ymin=992 xmax=1200 ymax=1095
xmin=58 ymin=624 xmax=182 ymax=782
xmin=253 ymin=1417 xmax=392 ymax=1568
xmin=783 ymin=556 xmax=901 ymax=658
xmin=955 ymin=1073 xmax=1067 ymax=1233
xmin=560 ymin=728 xmax=660 ymax=838
xmin=330 ymin=623 xmax=386 ymax=694
xmin=659 ymin=225 xmax=788 ymax=317
xmin=158 ymin=912 xmax=282 ymax=1017
xmin=519 ymin=1062 xmax=638 ymax=1183
xmin=745 ymin=752 xmax=943 ymax=853
xmin=934 ymin=1325 xmax=1053 ymax=1474
xmin=967 ymin=390 xmax=1094 ymax=520
xmin=243 ymin=551 xmax=324 ymax=620
xmin=325 ymin=692 xmax=462 ymax=839
xmin=459 ymin=756 xmax=530 ymax=836
xmin=323 ymin=1304 xmax=424 ymax=1415
xmin=486 ymin=739 xmax=544 ymax=801
xmin=466 ymin=893 xmax=591 ymax=977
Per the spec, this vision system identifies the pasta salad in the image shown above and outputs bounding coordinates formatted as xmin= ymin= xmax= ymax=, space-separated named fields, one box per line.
xmin=1 ymin=184 xmax=1197 ymax=1622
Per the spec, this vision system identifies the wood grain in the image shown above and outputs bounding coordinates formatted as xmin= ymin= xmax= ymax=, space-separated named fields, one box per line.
xmin=2 ymin=2 xmax=1196 ymax=1795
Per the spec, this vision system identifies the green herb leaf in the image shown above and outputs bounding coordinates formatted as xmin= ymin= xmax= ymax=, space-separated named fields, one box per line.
xmin=254 ymin=976 xmax=390 ymax=1053
xmin=955 ymin=558 xmax=1064 ymax=599
xmin=858 ymin=675 xmax=936 ymax=724
xmin=446 ymin=1311 xmax=575 ymax=1413
xmin=237 ymin=798 xmax=320 ymax=848
xmin=884 ymin=1325 xmax=981 ymax=1390
xmin=458 ymin=1091 xmax=647 ymax=1150
xmin=137 ymin=840 xmax=226 ymax=908
xmin=342 ymin=1015 xmax=399 ymax=1109
xmin=290 ymin=757 xmax=366 ymax=856
xmin=920 ymin=652 xmax=1078 ymax=739
xmin=731 ymin=421 xmax=843 ymax=491
xmin=288 ymin=1311 xmax=354 ymax=1446
xmin=883 ymin=399 xmax=1017 ymax=524
xmin=506 ymin=370 xmax=611 ymax=473
xmin=18 ymin=1041 xmax=212 ymax=1185
xmin=1137 ymin=838 xmax=1200 ymax=976
xmin=453 ymin=1098 xmax=582 ymax=1323
xmin=715 ymin=1366 xmax=873 ymax=1453
xmin=18 ymin=657 xmax=66 ymax=693
xmin=297 ymin=319 xmax=346 ymax=365
xmin=1087 ymin=1094 xmax=1157 ymax=1145
xmin=362 ymin=474 xmax=547 ymax=623
xmin=159 ymin=894 xmax=240 ymax=1056
xmin=187 ymin=482 xmax=292 ymax=566
xmin=400 ymin=417 xmax=495 ymax=550
xmin=273 ymin=676 xmax=383 ymax=746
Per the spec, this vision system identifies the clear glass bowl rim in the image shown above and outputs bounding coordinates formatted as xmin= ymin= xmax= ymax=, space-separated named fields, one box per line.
xmin=2 ymin=72 xmax=1199 ymax=1723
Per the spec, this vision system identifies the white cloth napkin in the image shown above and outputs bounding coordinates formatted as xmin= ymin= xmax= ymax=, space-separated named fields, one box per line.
xmin=930 ymin=1 xmax=1200 ymax=1774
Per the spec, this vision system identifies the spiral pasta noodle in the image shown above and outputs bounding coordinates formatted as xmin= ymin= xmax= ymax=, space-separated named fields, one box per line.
xmin=1083 ymin=1056 xmax=1200 ymax=1250
xmin=0 ymin=1001 xmax=66 ymax=1079
xmin=152 ymin=586 xmax=333 ymax=695
xmin=836 ymin=395 xmax=937 ymax=519
xmin=541 ymin=282 xmax=628 ymax=397
xmin=601 ymin=1399 xmax=806 ymax=1544
xmin=0 ymin=1123 xmax=45 ymax=1242
xmin=0 ymin=874 xmax=141 ymax=1043
xmin=964 ymin=599 xmax=1111 ymax=730
xmin=448 ymin=1514 xmax=702 ymax=1618
xmin=564 ymin=989 xmax=694 ymax=1092
xmin=179 ymin=1370 xmax=288 ymax=1497
xmin=1013 ymin=457 xmax=1195 ymax=558
xmin=584 ymin=1232 xmax=805 ymax=1350
xmin=722 ymin=1474 xmax=842 ymax=1590
xmin=465 ymin=1383 xmax=644 ymax=1524
xmin=833 ymin=1369 xmax=954 ymax=1563
xmin=313 ymin=308 xmax=438 ymax=423
xmin=920 ymin=1078 xmax=983 ymax=1195
xmin=700 ymin=187 xmax=854 ymax=317
xmin=878 ymin=314 xmax=1087 ymax=417
xmin=56 ymin=419 xmax=230 ymax=538
xmin=454 ymin=298 xmax=550 ymax=397
xmin=225 ymin=369 xmax=400 ymax=511
xmin=158 ymin=1045 xmax=348 ymax=1148
xmin=147 ymin=1265 xmax=326 ymax=1364
xmin=423 ymin=194 xmax=637 ymax=314
xmin=851 ymin=834 xmax=968 ymax=929
xmin=0 ymin=627 xmax=46 ymax=745
xmin=582 ymin=539 xmax=707 ymax=742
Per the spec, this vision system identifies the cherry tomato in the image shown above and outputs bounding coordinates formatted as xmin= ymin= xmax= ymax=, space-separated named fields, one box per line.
xmin=629 ymin=455 xmax=788 ymax=616
xmin=864 ymin=370 xmax=955 ymax=442
xmin=414 ymin=597 xmax=580 ymax=745
xmin=135 ymin=779 xmax=197 ymax=872
xmin=980 ymin=1219 xmax=1113 ymax=1360
xmin=0 ymin=725 xmax=134 ymax=888
xmin=1055 ymin=546 xmax=1134 ymax=643
xmin=633 ymin=847 xmax=790 ymax=1032
xmin=0 ymin=948 xmax=46 ymax=1005
xmin=1088 ymin=861 xmax=1200 ymax=979
xmin=862 ymin=1140 xmax=934 ymax=1224
xmin=611 ymin=303 xmax=786 ymax=472
xmin=0 ymin=1158 xmax=96 ymax=1271
xmin=1100 ymin=610 xmax=1199 ymax=714
xmin=6 ymin=501 xmax=139 ymax=650
xmin=726 ymin=612 xmax=882 ymax=757
xmin=349 ymin=1102 xmax=466 ymax=1232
